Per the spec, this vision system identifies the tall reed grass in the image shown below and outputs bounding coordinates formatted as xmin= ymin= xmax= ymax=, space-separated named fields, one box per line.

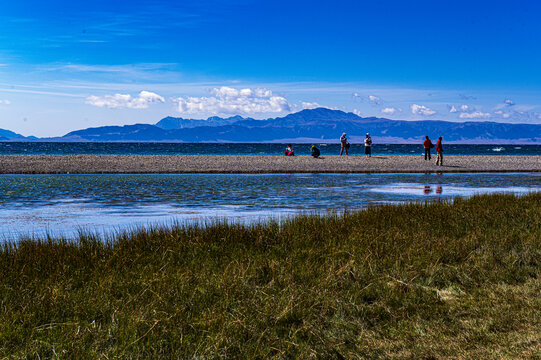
xmin=0 ymin=193 xmax=540 ymax=358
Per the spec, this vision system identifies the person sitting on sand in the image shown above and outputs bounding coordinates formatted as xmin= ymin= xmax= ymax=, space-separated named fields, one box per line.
xmin=435 ymin=136 xmax=443 ymax=166
xmin=423 ymin=136 xmax=434 ymax=160
xmin=311 ymin=145 xmax=320 ymax=158
xmin=364 ymin=133 xmax=372 ymax=157
xmin=340 ymin=133 xmax=349 ymax=156
xmin=284 ymin=144 xmax=295 ymax=156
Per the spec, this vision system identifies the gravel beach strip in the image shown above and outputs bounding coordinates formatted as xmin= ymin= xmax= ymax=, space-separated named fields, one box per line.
xmin=0 ymin=155 xmax=540 ymax=174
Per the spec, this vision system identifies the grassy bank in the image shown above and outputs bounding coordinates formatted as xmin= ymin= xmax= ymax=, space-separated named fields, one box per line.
xmin=1 ymin=194 xmax=540 ymax=359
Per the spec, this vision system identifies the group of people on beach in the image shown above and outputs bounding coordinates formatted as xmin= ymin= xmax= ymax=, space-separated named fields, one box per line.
xmin=339 ymin=132 xmax=372 ymax=157
xmin=423 ymin=135 xmax=444 ymax=166
xmin=284 ymin=144 xmax=321 ymax=158
xmin=284 ymin=132 xmax=373 ymax=158
xmin=284 ymin=133 xmax=443 ymax=165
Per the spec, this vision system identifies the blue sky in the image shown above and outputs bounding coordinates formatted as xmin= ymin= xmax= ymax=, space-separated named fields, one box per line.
xmin=1 ymin=0 xmax=541 ymax=136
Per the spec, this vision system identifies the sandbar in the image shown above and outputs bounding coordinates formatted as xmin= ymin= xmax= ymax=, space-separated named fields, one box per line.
xmin=0 ymin=155 xmax=540 ymax=174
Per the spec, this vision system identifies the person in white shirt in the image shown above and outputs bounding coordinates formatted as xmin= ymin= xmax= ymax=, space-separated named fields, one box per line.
xmin=364 ymin=133 xmax=372 ymax=157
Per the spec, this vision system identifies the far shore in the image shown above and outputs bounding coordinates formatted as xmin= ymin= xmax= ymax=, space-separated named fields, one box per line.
xmin=0 ymin=155 xmax=539 ymax=174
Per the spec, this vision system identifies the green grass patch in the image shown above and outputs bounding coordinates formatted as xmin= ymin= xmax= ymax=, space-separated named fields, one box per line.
xmin=1 ymin=193 xmax=540 ymax=359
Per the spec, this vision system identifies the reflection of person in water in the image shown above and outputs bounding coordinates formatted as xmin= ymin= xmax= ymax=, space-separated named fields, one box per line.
xmin=436 ymin=186 xmax=443 ymax=194
xmin=423 ymin=185 xmax=432 ymax=195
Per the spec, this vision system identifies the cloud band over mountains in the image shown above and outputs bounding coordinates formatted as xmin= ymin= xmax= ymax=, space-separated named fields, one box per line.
xmin=82 ymin=87 xmax=541 ymax=125
xmin=84 ymin=87 xmax=326 ymax=116
xmin=172 ymin=87 xmax=291 ymax=115
xmin=85 ymin=91 xmax=165 ymax=109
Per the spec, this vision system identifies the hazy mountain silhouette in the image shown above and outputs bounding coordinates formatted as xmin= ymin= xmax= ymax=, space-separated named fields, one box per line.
xmin=4 ymin=108 xmax=541 ymax=143
xmin=156 ymin=115 xmax=249 ymax=130
xmin=0 ymin=128 xmax=30 ymax=141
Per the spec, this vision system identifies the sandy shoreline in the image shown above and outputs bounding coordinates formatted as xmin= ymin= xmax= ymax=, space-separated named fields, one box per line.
xmin=0 ymin=155 xmax=540 ymax=174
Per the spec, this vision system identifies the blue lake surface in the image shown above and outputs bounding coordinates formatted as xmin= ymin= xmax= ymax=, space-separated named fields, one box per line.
xmin=0 ymin=173 xmax=539 ymax=241
xmin=0 ymin=142 xmax=540 ymax=156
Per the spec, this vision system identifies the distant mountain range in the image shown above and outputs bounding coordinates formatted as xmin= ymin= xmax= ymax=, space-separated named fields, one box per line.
xmin=0 ymin=128 xmax=36 ymax=141
xmin=155 ymin=115 xmax=248 ymax=129
xmin=2 ymin=108 xmax=541 ymax=143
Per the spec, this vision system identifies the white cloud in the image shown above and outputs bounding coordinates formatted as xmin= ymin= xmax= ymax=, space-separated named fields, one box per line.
xmin=352 ymin=93 xmax=382 ymax=105
xmin=459 ymin=111 xmax=491 ymax=119
xmin=504 ymin=99 xmax=515 ymax=106
xmin=352 ymin=109 xmax=362 ymax=116
xmin=301 ymin=101 xmax=321 ymax=109
xmin=493 ymin=109 xmax=541 ymax=122
xmin=381 ymin=107 xmax=398 ymax=115
xmin=411 ymin=104 xmax=436 ymax=116
xmin=494 ymin=110 xmax=511 ymax=119
xmin=368 ymin=95 xmax=381 ymax=104
xmin=172 ymin=86 xmax=291 ymax=115
xmin=85 ymin=91 xmax=165 ymax=109
xmin=450 ymin=104 xmax=484 ymax=116
xmin=0 ymin=99 xmax=10 ymax=105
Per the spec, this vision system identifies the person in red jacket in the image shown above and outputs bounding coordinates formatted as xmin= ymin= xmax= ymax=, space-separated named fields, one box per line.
xmin=284 ymin=144 xmax=295 ymax=156
xmin=435 ymin=136 xmax=443 ymax=166
xmin=423 ymin=136 xmax=434 ymax=160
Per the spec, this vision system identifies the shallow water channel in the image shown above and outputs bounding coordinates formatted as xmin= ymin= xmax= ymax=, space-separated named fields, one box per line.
xmin=0 ymin=173 xmax=539 ymax=241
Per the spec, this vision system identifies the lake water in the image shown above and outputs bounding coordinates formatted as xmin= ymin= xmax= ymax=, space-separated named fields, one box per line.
xmin=1 ymin=142 xmax=541 ymax=156
xmin=1 ymin=173 xmax=539 ymax=241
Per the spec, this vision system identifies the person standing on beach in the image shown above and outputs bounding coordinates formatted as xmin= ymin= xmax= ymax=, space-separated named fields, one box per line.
xmin=435 ymin=136 xmax=443 ymax=166
xmin=364 ymin=133 xmax=372 ymax=157
xmin=423 ymin=136 xmax=434 ymax=160
xmin=340 ymin=133 xmax=349 ymax=156
xmin=311 ymin=145 xmax=321 ymax=158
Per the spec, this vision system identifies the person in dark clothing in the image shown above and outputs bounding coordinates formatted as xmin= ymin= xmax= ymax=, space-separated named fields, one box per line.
xmin=364 ymin=133 xmax=372 ymax=157
xmin=310 ymin=145 xmax=320 ymax=158
xmin=339 ymin=133 xmax=349 ymax=156
xmin=423 ymin=136 xmax=434 ymax=160
xmin=435 ymin=136 xmax=443 ymax=166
